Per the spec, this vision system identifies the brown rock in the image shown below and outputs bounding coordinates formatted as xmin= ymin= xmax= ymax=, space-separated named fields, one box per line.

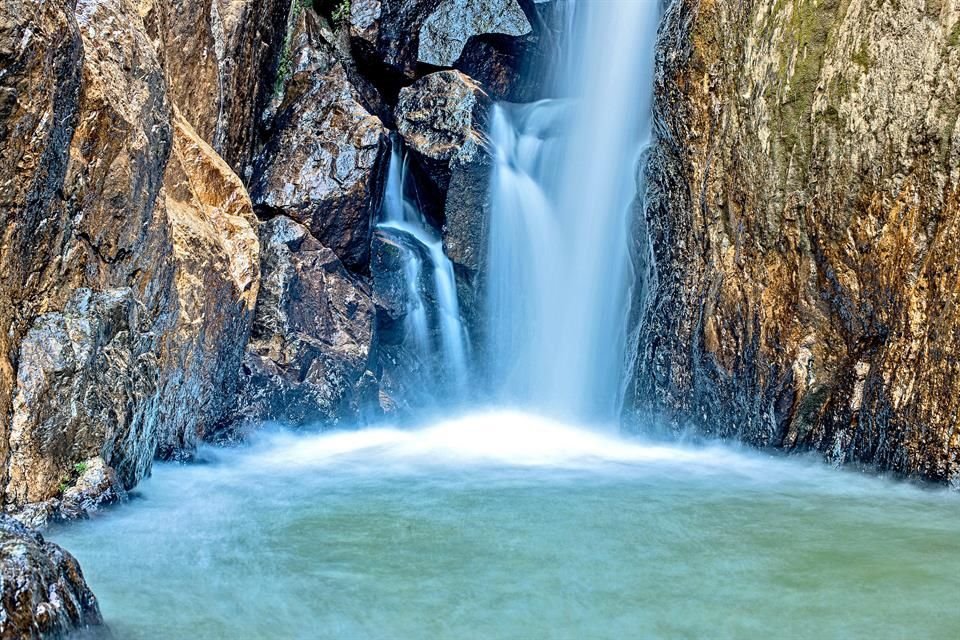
xmin=0 ymin=0 xmax=259 ymax=506
xmin=636 ymin=0 xmax=960 ymax=485
xmin=0 ymin=0 xmax=84 ymax=507
xmin=136 ymin=0 xmax=291 ymax=170
xmin=154 ymin=110 xmax=261 ymax=455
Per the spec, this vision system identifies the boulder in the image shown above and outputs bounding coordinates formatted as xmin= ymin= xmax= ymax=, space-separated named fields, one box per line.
xmin=348 ymin=0 xmax=533 ymax=88
xmin=0 ymin=516 xmax=102 ymax=639
xmin=395 ymin=70 xmax=489 ymax=189
xmin=251 ymin=13 xmax=389 ymax=272
xmin=235 ymin=216 xmax=378 ymax=428
xmin=417 ymin=0 xmax=531 ymax=68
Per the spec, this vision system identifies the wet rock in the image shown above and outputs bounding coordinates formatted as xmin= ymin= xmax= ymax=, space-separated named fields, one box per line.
xmin=251 ymin=18 xmax=389 ymax=271
xmin=395 ymin=70 xmax=489 ymax=189
xmin=0 ymin=516 xmax=102 ymax=639
xmin=348 ymin=0 xmax=442 ymax=81
xmin=636 ymin=0 xmax=960 ymax=485
xmin=443 ymin=151 xmax=492 ymax=274
xmin=235 ymin=216 xmax=378 ymax=427
xmin=12 ymin=458 xmax=128 ymax=530
xmin=8 ymin=289 xmax=154 ymax=507
xmin=368 ymin=231 xmax=435 ymax=414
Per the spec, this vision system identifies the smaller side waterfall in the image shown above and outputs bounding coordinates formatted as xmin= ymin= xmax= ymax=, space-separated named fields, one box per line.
xmin=376 ymin=139 xmax=470 ymax=400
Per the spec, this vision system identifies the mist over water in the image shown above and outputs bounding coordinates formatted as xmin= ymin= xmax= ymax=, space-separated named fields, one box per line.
xmin=56 ymin=414 xmax=960 ymax=639
xmin=486 ymin=0 xmax=660 ymax=420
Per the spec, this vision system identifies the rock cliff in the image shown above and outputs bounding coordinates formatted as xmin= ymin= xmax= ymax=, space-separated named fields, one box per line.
xmin=635 ymin=0 xmax=960 ymax=485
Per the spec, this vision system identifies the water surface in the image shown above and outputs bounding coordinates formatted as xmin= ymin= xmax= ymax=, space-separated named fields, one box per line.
xmin=54 ymin=412 xmax=960 ymax=639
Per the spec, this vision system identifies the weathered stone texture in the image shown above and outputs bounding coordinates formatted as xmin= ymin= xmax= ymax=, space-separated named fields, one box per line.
xmin=252 ymin=7 xmax=389 ymax=272
xmin=0 ymin=0 xmax=259 ymax=508
xmin=236 ymin=216 xmax=378 ymax=428
xmin=636 ymin=0 xmax=960 ymax=485
xmin=0 ymin=516 xmax=102 ymax=639
xmin=136 ymin=0 xmax=292 ymax=170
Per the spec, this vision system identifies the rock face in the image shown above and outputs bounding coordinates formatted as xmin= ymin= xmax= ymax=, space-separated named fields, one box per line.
xmin=0 ymin=0 xmax=260 ymax=509
xmin=153 ymin=110 xmax=261 ymax=456
xmin=9 ymin=289 xmax=155 ymax=507
xmin=0 ymin=516 xmax=101 ymax=639
xmin=137 ymin=0 xmax=292 ymax=170
xmin=237 ymin=216 xmax=378 ymax=428
xmin=636 ymin=0 xmax=960 ymax=484
xmin=252 ymin=7 xmax=389 ymax=272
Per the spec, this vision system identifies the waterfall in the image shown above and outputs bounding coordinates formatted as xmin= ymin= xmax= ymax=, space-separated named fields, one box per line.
xmin=377 ymin=139 xmax=470 ymax=399
xmin=485 ymin=0 xmax=661 ymax=422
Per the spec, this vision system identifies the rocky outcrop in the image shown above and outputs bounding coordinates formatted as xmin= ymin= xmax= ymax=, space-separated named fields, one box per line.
xmin=0 ymin=516 xmax=101 ymax=639
xmin=0 ymin=0 xmax=259 ymax=509
xmin=9 ymin=289 xmax=155 ymax=507
xmin=137 ymin=0 xmax=292 ymax=171
xmin=153 ymin=110 xmax=261 ymax=456
xmin=236 ymin=216 xmax=378 ymax=428
xmin=636 ymin=0 xmax=960 ymax=485
xmin=252 ymin=7 xmax=389 ymax=272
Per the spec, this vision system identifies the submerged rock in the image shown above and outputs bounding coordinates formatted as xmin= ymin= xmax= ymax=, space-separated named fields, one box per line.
xmin=636 ymin=0 xmax=960 ymax=485
xmin=235 ymin=216 xmax=378 ymax=428
xmin=0 ymin=516 xmax=102 ymax=639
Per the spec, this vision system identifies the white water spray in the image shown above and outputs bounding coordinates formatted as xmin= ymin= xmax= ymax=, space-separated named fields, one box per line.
xmin=486 ymin=0 xmax=661 ymax=422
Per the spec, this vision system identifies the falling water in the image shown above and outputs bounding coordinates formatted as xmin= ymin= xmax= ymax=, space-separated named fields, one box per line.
xmin=486 ymin=0 xmax=661 ymax=421
xmin=377 ymin=139 xmax=470 ymax=398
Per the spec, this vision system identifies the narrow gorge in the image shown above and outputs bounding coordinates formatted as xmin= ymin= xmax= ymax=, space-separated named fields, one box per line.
xmin=0 ymin=0 xmax=958 ymax=637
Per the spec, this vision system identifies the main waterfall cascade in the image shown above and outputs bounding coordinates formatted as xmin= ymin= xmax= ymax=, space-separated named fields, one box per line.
xmin=377 ymin=139 xmax=470 ymax=401
xmin=485 ymin=0 xmax=661 ymax=422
